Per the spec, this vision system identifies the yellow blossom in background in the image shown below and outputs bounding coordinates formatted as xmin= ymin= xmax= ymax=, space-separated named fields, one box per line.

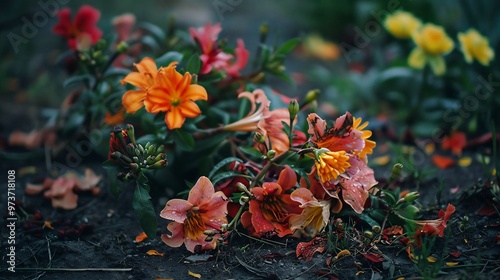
xmin=384 ymin=11 xmax=422 ymax=39
xmin=458 ymin=28 xmax=494 ymax=66
xmin=408 ymin=23 xmax=454 ymax=75
xmin=315 ymin=149 xmax=351 ymax=184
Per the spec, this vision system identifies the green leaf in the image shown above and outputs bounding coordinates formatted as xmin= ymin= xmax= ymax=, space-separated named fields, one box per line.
xmin=239 ymin=146 xmax=263 ymax=158
xmin=208 ymin=157 xmax=243 ymax=179
xmin=156 ymin=51 xmax=183 ymax=67
xmin=103 ymin=68 xmax=131 ymax=79
xmin=358 ymin=212 xmax=381 ymax=229
xmin=275 ymin=38 xmax=301 ymax=56
xmin=138 ymin=22 xmax=166 ymax=41
xmin=186 ymin=53 xmax=202 ymax=75
xmin=140 ymin=35 xmax=159 ymax=52
xmin=172 ymin=129 xmax=195 ymax=151
xmin=211 ymin=171 xmax=251 ymax=186
xmin=133 ymin=182 xmax=157 ymax=238
xmin=63 ymin=74 xmax=95 ymax=88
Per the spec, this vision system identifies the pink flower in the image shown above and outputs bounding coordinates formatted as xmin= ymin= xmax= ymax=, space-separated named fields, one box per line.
xmin=289 ymin=188 xmax=331 ymax=237
xmin=53 ymin=5 xmax=102 ymax=51
xmin=160 ymin=177 xmax=228 ymax=253
xmin=190 ymin=22 xmax=248 ymax=76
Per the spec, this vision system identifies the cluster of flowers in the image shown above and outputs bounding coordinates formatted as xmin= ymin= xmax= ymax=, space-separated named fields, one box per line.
xmin=384 ymin=10 xmax=494 ymax=75
xmin=52 ymin=5 xmax=457 ymax=255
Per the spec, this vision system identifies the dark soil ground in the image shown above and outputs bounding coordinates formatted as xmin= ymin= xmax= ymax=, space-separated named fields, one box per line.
xmin=1 ymin=136 xmax=499 ymax=280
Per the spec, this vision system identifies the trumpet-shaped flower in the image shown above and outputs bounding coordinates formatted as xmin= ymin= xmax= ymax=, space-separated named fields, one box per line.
xmin=241 ymin=165 xmax=302 ymax=237
xmin=289 ymin=188 xmax=331 ymax=237
xmin=413 ymin=204 xmax=455 ymax=247
xmin=160 ymin=176 xmax=228 ymax=253
xmin=408 ymin=24 xmax=454 ymax=75
xmin=458 ymin=28 xmax=495 ymax=66
xmin=53 ymin=5 xmax=102 ymax=51
xmin=384 ymin=11 xmax=422 ymax=39
xmin=222 ymin=89 xmax=270 ymax=132
xmin=145 ymin=62 xmax=208 ymax=129
xmin=121 ymin=57 xmax=161 ymax=113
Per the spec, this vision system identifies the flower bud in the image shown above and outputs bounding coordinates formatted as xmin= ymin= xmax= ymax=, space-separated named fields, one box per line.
xmin=126 ymin=124 xmax=136 ymax=145
xmin=203 ymin=230 xmax=215 ymax=236
xmin=303 ymin=89 xmax=320 ymax=106
xmin=132 ymin=156 xmax=140 ymax=163
xmin=236 ymin=182 xmax=249 ymax=193
xmin=204 ymin=236 xmax=213 ymax=242
xmin=147 ymin=144 xmax=156 ymax=156
xmin=363 ymin=230 xmax=373 ymax=239
xmin=239 ymin=195 xmax=250 ymax=205
xmin=254 ymin=132 xmax=266 ymax=143
xmin=403 ymin=191 xmax=420 ymax=203
xmin=130 ymin=163 xmax=140 ymax=171
xmin=288 ymin=99 xmax=299 ymax=121
xmin=117 ymin=41 xmax=129 ymax=53
xmin=389 ymin=163 xmax=403 ymax=182
xmin=266 ymin=150 xmax=276 ymax=160
xmin=147 ymin=160 xmax=167 ymax=169
xmin=372 ymin=225 xmax=381 ymax=233
xmin=110 ymin=151 xmax=122 ymax=160
xmin=156 ymin=145 xmax=165 ymax=154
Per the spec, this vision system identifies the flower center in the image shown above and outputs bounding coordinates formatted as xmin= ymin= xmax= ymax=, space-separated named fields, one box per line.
xmin=184 ymin=208 xmax=205 ymax=240
xmin=170 ymin=96 xmax=181 ymax=107
xmin=261 ymin=196 xmax=288 ymax=223
xmin=315 ymin=151 xmax=351 ymax=184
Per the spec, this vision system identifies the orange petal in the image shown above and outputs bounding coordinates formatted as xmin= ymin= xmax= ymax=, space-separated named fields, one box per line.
xmin=146 ymin=249 xmax=164 ymax=256
xmin=121 ymin=72 xmax=150 ymax=88
xmin=458 ymin=156 xmax=472 ymax=167
xmin=431 ymin=155 xmax=455 ymax=169
xmin=179 ymin=101 xmax=202 ymax=118
xmin=134 ymin=57 xmax=157 ymax=77
xmin=122 ymin=89 xmax=146 ymax=113
xmin=165 ymin=107 xmax=185 ymax=129
xmin=372 ymin=155 xmax=390 ymax=166
xmin=187 ymin=270 xmax=201 ymax=279
xmin=135 ymin=231 xmax=148 ymax=243
xmin=184 ymin=84 xmax=208 ymax=101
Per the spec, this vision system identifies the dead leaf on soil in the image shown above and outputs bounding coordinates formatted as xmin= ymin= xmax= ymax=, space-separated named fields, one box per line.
xmin=458 ymin=157 xmax=472 ymax=167
xmin=431 ymin=155 xmax=455 ymax=169
xmin=187 ymin=270 xmax=201 ymax=279
xmin=135 ymin=231 xmax=148 ymax=243
xmin=446 ymin=262 xmax=459 ymax=267
xmin=334 ymin=249 xmax=351 ymax=260
xmin=362 ymin=252 xmax=384 ymax=263
xmin=296 ymin=237 xmax=326 ymax=261
xmin=146 ymin=249 xmax=164 ymax=256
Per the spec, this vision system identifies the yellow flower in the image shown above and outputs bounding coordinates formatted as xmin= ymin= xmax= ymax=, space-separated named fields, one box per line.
xmin=145 ymin=63 xmax=208 ymax=129
xmin=315 ymin=149 xmax=351 ymax=184
xmin=458 ymin=28 xmax=494 ymax=66
xmin=409 ymin=24 xmax=454 ymax=76
xmin=384 ymin=11 xmax=422 ymax=39
xmin=352 ymin=117 xmax=376 ymax=159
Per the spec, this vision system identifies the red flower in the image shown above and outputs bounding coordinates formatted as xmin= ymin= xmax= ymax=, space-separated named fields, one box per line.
xmin=241 ymin=166 xmax=302 ymax=237
xmin=53 ymin=5 xmax=102 ymax=51
xmin=413 ymin=204 xmax=456 ymax=247
xmin=441 ymin=131 xmax=466 ymax=155
xmin=189 ymin=22 xmax=248 ymax=76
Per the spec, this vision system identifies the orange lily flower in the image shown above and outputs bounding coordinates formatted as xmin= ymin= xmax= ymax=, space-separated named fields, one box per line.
xmin=160 ymin=176 xmax=228 ymax=253
xmin=121 ymin=57 xmax=161 ymax=113
xmin=289 ymin=188 xmax=331 ymax=237
xmin=145 ymin=62 xmax=208 ymax=129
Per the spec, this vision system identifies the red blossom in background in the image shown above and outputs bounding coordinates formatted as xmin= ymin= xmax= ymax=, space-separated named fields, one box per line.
xmin=413 ymin=204 xmax=456 ymax=247
xmin=189 ymin=22 xmax=248 ymax=76
xmin=53 ymin=5 xmax=102 ymax=51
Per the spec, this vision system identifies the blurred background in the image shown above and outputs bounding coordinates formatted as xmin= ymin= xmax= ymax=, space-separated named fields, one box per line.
xmin=1 ymin=0 xmax=499 ymax=139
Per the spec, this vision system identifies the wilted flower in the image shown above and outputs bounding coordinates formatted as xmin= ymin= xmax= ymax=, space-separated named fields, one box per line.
xmin=314 ymin=149 xmax=351 ymax=184
xmin=160 ymin=177 xmax=228 ymax=253
xmin=384 ymin=11 xmax=422 ymax=39
xmin=408 ymin=23 xmax=454 ymax=75
xmin=53 ymin=5 xmax=102 ymax=51
xmin=289 ymin=188 xmax=331 ymax=237
xmin=458 ymin=28 xmax=495 ymax=66
xmin=413 ymin=204 xmax=456 ymax=247
xmin=240 ymin=165 xmax=301 ymax=237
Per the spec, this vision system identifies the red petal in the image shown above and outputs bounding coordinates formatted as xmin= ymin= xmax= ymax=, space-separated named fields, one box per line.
xmin=431 ymin=155 xmax=455 ymax=169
